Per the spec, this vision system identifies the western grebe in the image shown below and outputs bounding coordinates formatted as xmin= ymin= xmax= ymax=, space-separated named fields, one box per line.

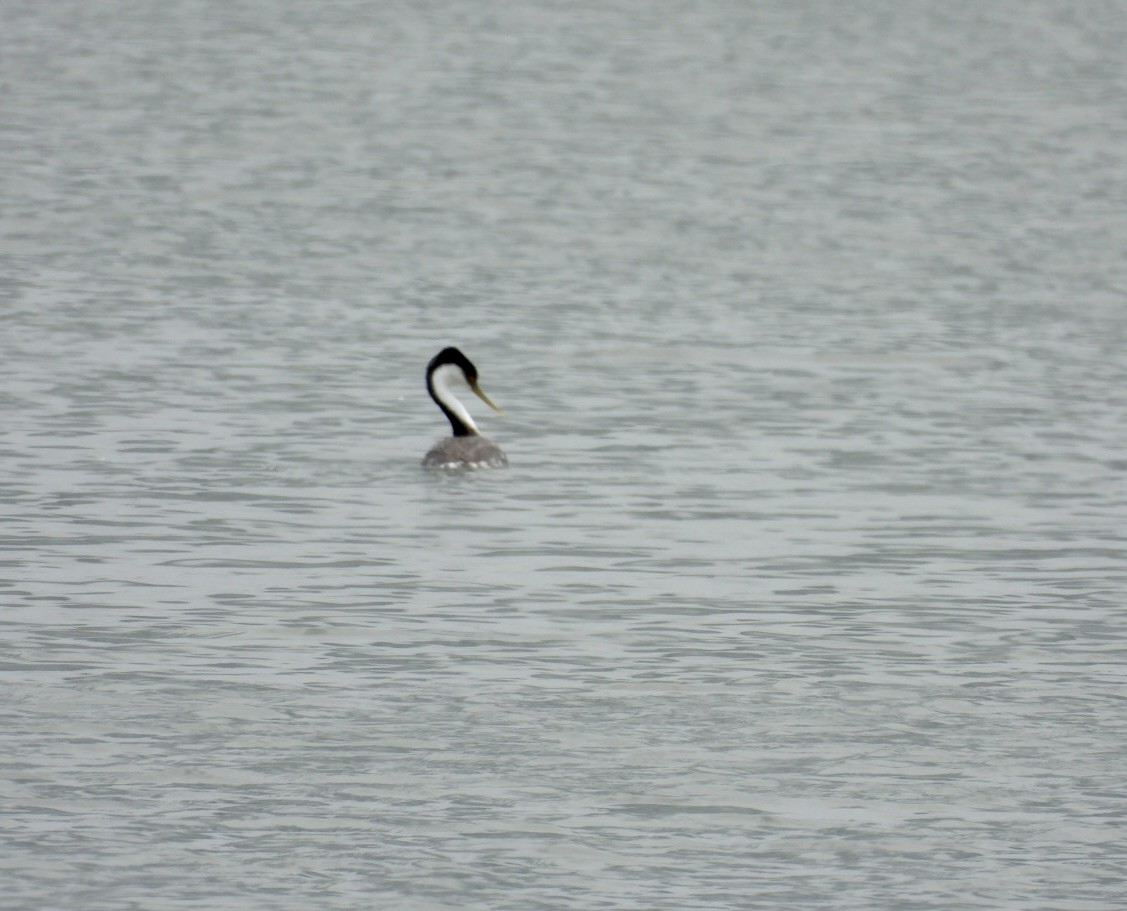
xmin=422 ymin=347 xmax=509 ymax=470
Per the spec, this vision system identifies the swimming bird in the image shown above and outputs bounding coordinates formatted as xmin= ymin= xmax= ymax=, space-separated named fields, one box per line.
xmin=422 ymin=347 xmax=509 ymax=470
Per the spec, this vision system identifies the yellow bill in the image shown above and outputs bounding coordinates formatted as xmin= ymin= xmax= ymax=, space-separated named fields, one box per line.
xmin=470 ymin=382 xmax=503 ymax=413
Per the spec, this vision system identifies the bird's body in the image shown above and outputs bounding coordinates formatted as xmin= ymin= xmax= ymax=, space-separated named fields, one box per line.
xmin=422 ymin=434 xmax=508 ymax=471
xmin=422 ymin=347 xmax=509 ymax=470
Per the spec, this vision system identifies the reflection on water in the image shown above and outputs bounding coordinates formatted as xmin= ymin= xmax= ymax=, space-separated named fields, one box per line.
xmin=3 ymin=1 xmax=1126 ymax=909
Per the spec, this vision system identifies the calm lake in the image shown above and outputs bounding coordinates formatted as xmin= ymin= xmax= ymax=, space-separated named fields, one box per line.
xmin=2 ymin=1 xmax=1126 ymax=909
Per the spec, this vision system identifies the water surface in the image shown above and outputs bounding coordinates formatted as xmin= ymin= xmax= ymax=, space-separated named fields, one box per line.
xmin=2 ymin=2 xmax=1126 ymax=909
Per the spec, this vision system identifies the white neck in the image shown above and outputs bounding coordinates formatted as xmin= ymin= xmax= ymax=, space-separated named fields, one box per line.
xmin=431 ymin=363 xmax=480 ymax=435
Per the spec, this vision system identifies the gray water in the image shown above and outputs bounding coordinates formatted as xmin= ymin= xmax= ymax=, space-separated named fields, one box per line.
xmin=3 ymin=1 xmax=1127 ymax=909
